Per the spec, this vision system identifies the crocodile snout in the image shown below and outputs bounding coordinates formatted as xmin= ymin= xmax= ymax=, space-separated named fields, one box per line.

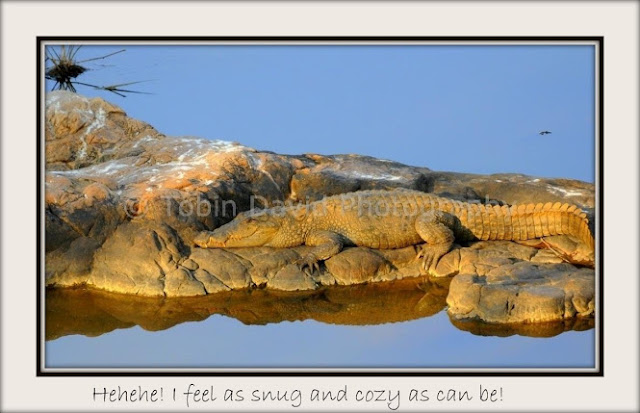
xmin=193 ymin=231 xmax=225 ymax=248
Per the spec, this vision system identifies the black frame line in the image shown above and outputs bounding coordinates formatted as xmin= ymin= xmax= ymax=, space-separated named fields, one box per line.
xmin=36 ymin=36 xmax=604 ymax=377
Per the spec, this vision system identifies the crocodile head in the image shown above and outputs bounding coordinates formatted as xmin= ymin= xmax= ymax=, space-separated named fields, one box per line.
xmin=195 ymin=210 xmax=284 ymax=248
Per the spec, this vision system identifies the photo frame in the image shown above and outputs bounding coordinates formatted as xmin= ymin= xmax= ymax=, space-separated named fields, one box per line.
xmin=1 ymin=1 xmax=638 ymax=411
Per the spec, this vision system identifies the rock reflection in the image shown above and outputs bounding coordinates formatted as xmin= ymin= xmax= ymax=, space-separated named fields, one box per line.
xmin=449 ymin=315 xmax=595 ymax=338
xmin=46 ymin=275 xmax=592 ymax=341
xmin=46 ymin=277 xmax=448 ymax=340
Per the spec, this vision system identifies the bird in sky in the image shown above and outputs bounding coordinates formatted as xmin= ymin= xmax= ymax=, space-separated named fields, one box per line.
xmin=539 ymin=130 xmax=552 ymax=135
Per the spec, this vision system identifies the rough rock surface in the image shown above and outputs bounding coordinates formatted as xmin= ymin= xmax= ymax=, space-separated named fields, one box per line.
xmin=44 ymin=91 xmax=596 ymax=325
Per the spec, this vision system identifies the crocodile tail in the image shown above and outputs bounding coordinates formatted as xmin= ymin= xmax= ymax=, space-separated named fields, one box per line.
xmin=462 ymin=201 xmax=594 ymax=251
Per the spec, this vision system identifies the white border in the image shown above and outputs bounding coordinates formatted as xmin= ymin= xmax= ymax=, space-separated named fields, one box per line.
xmin=2 ymin=1 xmax=638 ymax=411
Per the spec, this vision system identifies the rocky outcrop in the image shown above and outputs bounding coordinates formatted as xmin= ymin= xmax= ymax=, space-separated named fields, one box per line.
xmin=44 ymin=91 xmax=596 ymax=325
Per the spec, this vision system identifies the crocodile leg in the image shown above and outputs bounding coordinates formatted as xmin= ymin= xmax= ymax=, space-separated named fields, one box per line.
xmin=296 ymin=230 xmax=344 ymax=275
xmin=414 ymin=210 xmax=456 ymax=274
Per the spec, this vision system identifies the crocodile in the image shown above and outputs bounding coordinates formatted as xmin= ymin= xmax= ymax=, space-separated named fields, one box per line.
xmin=193 ymin=189 xmax=595 ymax=272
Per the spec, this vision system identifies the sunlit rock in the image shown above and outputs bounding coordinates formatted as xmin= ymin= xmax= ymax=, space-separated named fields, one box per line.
xmin=44 ymin=92 xmax=596 ymax=325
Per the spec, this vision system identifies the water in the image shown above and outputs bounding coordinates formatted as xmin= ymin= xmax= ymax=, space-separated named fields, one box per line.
xmin=45 ymin=278 xmax=595 ymax=369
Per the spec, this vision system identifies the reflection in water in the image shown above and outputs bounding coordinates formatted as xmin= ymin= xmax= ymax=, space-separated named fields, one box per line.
xmin=46 ymin=276 xmax=449 ymax=340
xmin=46 ymin=276 xmax=593 ymax=341
xmin=449 ymin=315 xmax=594 ymax=338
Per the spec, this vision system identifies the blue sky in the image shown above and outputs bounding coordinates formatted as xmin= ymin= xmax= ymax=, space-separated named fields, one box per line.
xmin=45 ymin=43 xmax=595 ymax=182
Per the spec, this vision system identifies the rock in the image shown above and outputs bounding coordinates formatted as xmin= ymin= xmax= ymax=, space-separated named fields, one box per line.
xmin=87 ymin=222 xmax=189 ymax=296
xmin=188 ymin=248 xmax=252 ymax=290
xmin=46 ymin=91 xmax=162 ymax=170
xmin=289 ymin=155 xmax=432 ymax=202
xmin=432 ymin=247 xmax=461 ymax=277
xmin=164 ymin=268 xmax=207 ymax=297
xmin=446 ymin=262 xmax=594 ymax=323
xmin=192 ymin=269 xmax=230 ymax=294
xmin=269 ymin=265 xmax=318 ymax=291
xmin=46 ymin=237 xmax=101 ymax=286
xmin=227 ymin=247 xmax=301 ymax=286
xmin=325 ymin=248 xmax=392 ymax=285
xmin=44 ymin=92 xmax=596 ymax=326
xmin=180 ymin=259 xmax=199 ymax=271
xmin=45 ymin=208 xmax=81 ymax=252
xmin=82 ymin=182 xmax=112 ymax=205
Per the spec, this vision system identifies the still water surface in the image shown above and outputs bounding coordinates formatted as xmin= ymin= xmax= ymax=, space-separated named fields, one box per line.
xmin=45 ymin=277 xmax=594 ymax=369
